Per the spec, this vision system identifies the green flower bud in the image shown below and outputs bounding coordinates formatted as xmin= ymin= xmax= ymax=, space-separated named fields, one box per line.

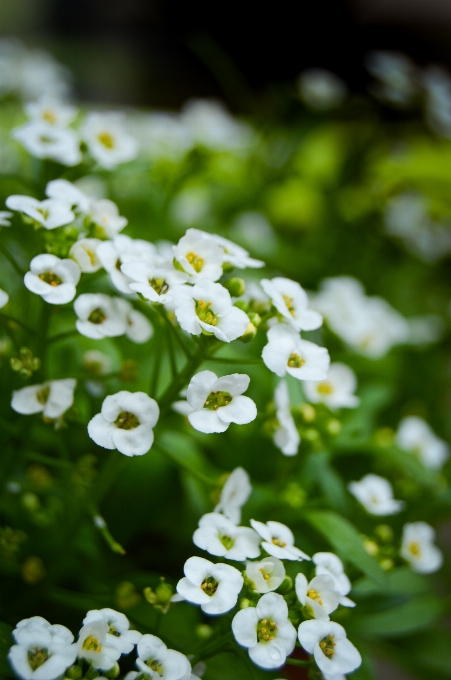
xmin=294 ymin=403 xmax=316 ymax=422
xmin=239 ymin=322 xmax=257 ymax=343
xmin=375 ymin=524 xmax=393 ymax=543
xmin=234 ymin=299 xmax=249 ymax=312
xmin=277 ymin=575 xmax=293 ymax=594
xmin=380 ymin=558 xmax=395 ymax=571
xmin=247 ymin=311 xmax=261 ymax=327
xmin=104 ymin=663 xmax=120 ymax=679
xmin=223 ymin=277 xmax=245 ymax=297
xmin=327 ymin=419 xmax=341 ymax=435
xmin=239 ymin=597 xmax=253 ymax=609
xmin=155 ymin=580 xmax=174 ymax=604
xmin=195 ymin=624 xmax=214 ymax=640
xmin=66 ymin=666 xmax=83 ymax=679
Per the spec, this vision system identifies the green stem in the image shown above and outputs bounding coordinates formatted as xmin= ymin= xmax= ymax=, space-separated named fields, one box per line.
xmin=285 ymin=658 xmax=312 ymax=667
xmin=0 ymin=312 xmax=34 ymax=336
xmin=154 ymin=444 xmax=218 ymax=486
xmin=156 ymin=305 xmax=193 ymax=359
xmin=166 ymin=327 xmax=177 ymax=380
xmin=25 ymin=451 xmax=72 ymax=468
xmin=149 ymin=335 xmax=164 ymax=398
xmin=206 ymin=356 xmax=262 ymax=365
xmin=48 ymin=329 xmax=78 ymax=344
xmin=90 ymin=508 xmax=126 ymax=555
xmin=0 ymin=242 xmax=26 ymax=277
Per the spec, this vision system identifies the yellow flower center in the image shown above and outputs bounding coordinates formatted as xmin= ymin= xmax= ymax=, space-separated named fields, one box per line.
xmin=287 ymin=352 xmax=305 ymax=368
xmin=28 ymin=647 xmax=49 ymax=670
xmin=149 ymin=277 xmax=169 ymax=295
xmin=282 ymin=294 xmax=296 ymax=316
xmin=97 ymin=132 xmax=115 ymax=149
xmin=36 ymin=385 xmax=50 ymax=405
xmin=82 ymin=635 xmax=102 ymax=652
xmin=115 ymin=411 xmax=140 ymax=430
xmin=257 ymin=618 xmax=278 ymax=642
xmin=195 ymin=299 xmax=218 ymax=326
xmin=319 ymin=634 xmax=336 ymax=657
xmin=186 ymin=251 xmax=204 ymax=273
xmin=307 ymin=588 xmax=323 ymax=605
xmin=272 ymin=537 xmax=287 ymax=548
xmin=88 ymin=307 xmax=107 ymax=325
xmin=260 ymin=568 xmax=270 ymax=582
xmin=317 ymin=381 xmax=334 ymax=395
xmin=42 ymin=109 xmax=58 ymax=124
xmin=38 ymin=270 xmax=62 ymax=286
xmin=408 ymin=541 xmax=421 ymax=557
xmin=204 ymin=391 xmax=232 ymax=410
xmin=201 ymin=576 xmax=218 ymax=596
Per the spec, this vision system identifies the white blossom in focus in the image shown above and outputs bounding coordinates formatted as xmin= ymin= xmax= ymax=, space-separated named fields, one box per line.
xmin=11 ymin=379 xmax=76 ymax=420
xmin=295 ymin=573 xmax=340 ymax=621
xmin=97 ymin=235 xmax=158 ymax=294
xmin=348 ymin=474 xmax=404 ymax=516
xmin=70 ymin=238 xmax=103 ymax=273
xmin=136 ymin=634 xmax=191 ymax=680
xmin=396 ymin=416 xmax=449 ymax=470
xmin=250 ymin=520 xmax=310 ymax=561
xmin=88 ymin=391 xmax=159 ymax=456
xmin=185 ymin=370 xmax=256 ymax=434
xmin=24 ymin=254 xmax=80 ymax=304
xmin=76 ymin=620 xmax=121 ymax=671
xmin=298 ymin=620 xmax=361 ymax=677
xmin=214 ymin=467 xmax=252 ymax=524
xmin=6 ymin=195 xmax=75 ymax=230
xmin=176 ymin=556 xmax=243 ymax=615
xmin=82 ymin=112 xmax=138 ymax=169
xmin=193 ymin=512 xmax=260 ymax=561
xmin=232 ymin=592 xmax=296 ymax=669
xmin=83 ymin=609 xmax=141 ymax=654
xmin=12 ymin=122 xmax=81 ymax=166
xmin=313 ymin=553 xmax=355 ymax=607
xmin=122 ymin=260 xmax=188 ymax=304
xmin=262 ymin=324 xmax=329 ymax=380
xmin=246 ymin=556 xmax=285 ymax=594
xmin=173 ymin=230 xmax=224 ymax=282
xmin=400 ymin=522 xmax=443 ymax=574
xmin=273 ymin=380 xmax=300 ymax=456
xmin=9 ymin=619 xmax=77 ymax=680
xmin=186 ymin=228 xmax=264 ymax=269
xmin=304 ymin=363 xmax=359 ymax=410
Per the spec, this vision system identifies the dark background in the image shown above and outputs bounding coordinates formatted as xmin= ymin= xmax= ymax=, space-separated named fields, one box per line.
xmin=2 ymin=0 xmax=451 ymax=110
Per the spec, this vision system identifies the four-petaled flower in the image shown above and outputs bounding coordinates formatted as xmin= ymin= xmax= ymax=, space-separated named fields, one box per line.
xmin=262 ymin=324 xmax=329 ymax=380
xmin=176 ymin=556 xmax=243 ymax=615
xmin=193 ymin=512 xmax=260 ymax=561
xmin=24 ymin=254 xmax=80 ymax=304
xmin=250 ymin=520 xmax=310 ymax=561
xmin=297 ymin=620 xmax=361 ymax=677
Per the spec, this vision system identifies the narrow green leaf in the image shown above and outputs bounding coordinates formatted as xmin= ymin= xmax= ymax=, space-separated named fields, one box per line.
xmin=347 ymin=594 xmax=444 ymax=637
xmin=303 ymin=510 xmax=387 ymax=584
xmin=353 ymin=567 xmax=428 ymax=598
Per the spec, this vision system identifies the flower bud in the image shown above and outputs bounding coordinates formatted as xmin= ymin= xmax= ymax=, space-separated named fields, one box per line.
xmin=195 ymin=623 xmax=214 ymax=640
xmin=104 ymin=663 xmax=120 ymax=679
xmin=66 ymin=666 xmax=83 ymax=679
xmin=224 ymin=277 xmax=245 ymax=297
xmin=375 ymin=524 xmax=393 ymax=543
xmin=294 ymin=403 xmax=316 ymax=422
xmin=327 ymin=419 xmax=341 ymax=435
xmin=239 ymin=322 xmax=257 ymax=343
xmin=277 ymin=575 xmax=293 ymax=594
xmin=239 ymin=597 xmax=253 ymax=609
xmin=364 ymin=539 xmax=379 ymax=556
xmin=380 ymin=558 xmax=395 ymax=571
xmin=155 ymin=580 xmax=174 ymax=604
xmin=247 ymin=311 xmax=261 ymax=327
xmin=234 ymin=299 xmax=249 ymax=312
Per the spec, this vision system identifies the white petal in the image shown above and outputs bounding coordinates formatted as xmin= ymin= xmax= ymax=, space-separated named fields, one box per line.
xmin=188 ymin=409 xmax=229 ymax=433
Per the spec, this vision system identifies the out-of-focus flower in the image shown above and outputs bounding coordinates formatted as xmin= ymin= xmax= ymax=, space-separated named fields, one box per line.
xmin=122 ymin=260 xmax=188 ymax=304
xmin=0 ymin=211 xmax=12 ymax=227
xmin=298 ymin=69 xmax=347 ymax=110
xmin=25 ymin=98 xmax=77 ymax=127
xmin=250 ymin=520 xmax=310 ymax=561
xmin=70 ymin=238 xmax=103 ymax=273
xmin=89 ymin=199 xmax=128 ymax=238
xmin=0 ymin=288 xmax=9 ymax=308
xmin=193 ymin=512 xmax=260 ymax=561
xmin=396 ymin=416 xmax=449 ymax=470
xmin=46 ymin=179 xmax=91 ymax=214
xmin=12 ymin=122 xmax=81 ymax=165
xmin=214 ymin=467 xmax=252 ymax=524
xmin=273 ymin=380 xmax=300 ymax=456
xmin=11 ymin=379 xmax=76 ymax=419
xmin=97 ymin=235 xmax=158 ymax=294
xmin=6 ymin=195 xmax=75 ymax=230
xmin=262 ymin=324 xmax=329 ymax=380
xmin=82 ymin=112 xmax=138 ymax=169
xmin=176 ymin=556 xmax=244 ymax=615
xmin=24 ymin=254 xmax=80 ymax=304
xmin=400 ymin=522 xmax=443 ymax=574
xmin=366 ymin=51 xmax=418 ymax=106
xmin=181 ymin=99 xmax=255 ymax=151
xmin=261 ymin=277 xmax=322 ymax=331
xmin=348 ymin=474 xmax=404 ymax=516
xmin=304 ymin=363 xmax=359 ymax=410
xmin=74 ymin=294 xmax=128 ymax=339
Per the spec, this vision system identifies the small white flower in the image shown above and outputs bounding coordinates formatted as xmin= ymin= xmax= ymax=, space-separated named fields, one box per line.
xmin=25 ymin=98 xmax=77 ymax=127
xmin=313 ymin=553 xmax=355 ymax=608
xmin=74 ymin=294 xmax=128 ymax=339
xmin=193 ymin=512 xmax=260 ymax=561
xmin=273 ymin=380 xmax=300 ymax=456
xmin=173 ymin=230 xmax=224 ymax=282
xmin=70 ymin=238 xmax=103 ymax=273
xmin=366 ymin=51 xmax=418 ymax=106
xmin=214 ymin=467 xmax=252 ymax=524
xmin=185 ymin=370 xmax=256 ymax=434
xmin=24 ymin=254 xmax=80 ymax=304
xmin=89 ymin=198 xmax=128 ymax=238
xmin=181 ymin=99 xmax=255 ymax=151
xmin=176 ymin=556 xmax=243 ymax=615
xmin=9 ymin=619 xmax=77 ymax=680
xmin=298 ymin=620 xmax=361 ymax=677
xmin=261 ymin=277 xmax=322 ymax=331
xmin=6 ymin=195 xmax=75 ymax=230
xmin=262 ymin=324 xmax=329 ymax=380
xmin=396 ymin=416 xmax=449 ymax=470
xmin=136 ymin=634 xmax=191 ymax=680
xmin=250 ymin=520 xmax=310 ymax=561
xmin=186 ymin=228 xmax=264 ymax=269
xmin=12 ymin=121 xmax=82 ymax=166
xmin=83 ymin=609 xmax=141 ymax=654
xmin=400 ymin=522 xmax=443 ymax=574
xmin=348 ymin=474 xmax=404 ymax=516
xmin=246 ymin=556 xmax=285 ymax=593
xmin=46 ymin=179 xmax=91 ymax=213
xmin=11 ymin=379 xmax=76 ymax=419
xmin=122 ymin=260 xmax=189 ymax=304
xmin=88 ymin=391 xmax=159 ymax=456
xmin=82 ymin=112 xmax=138 ymax=169
xmin=0 ymin=288 xmax=9 ymax=308
xmin=232 ymin=592 xmax=296 ymax=669
xmin=0 ymin=210 xmax=12 ymax=226
xmin=295 ymin=573 xmax=340 ymax=621
xmin=97 ymin=235 xmax=158 ymax=294
xmin=77 ymin=620 xmax=121 ymax=671
xmin=82 ymin=350 xmax=112 ymax=376
xmin=304 ymin=362 xmax=359 ymax=410
xmin=298 ymin=69 xmax=347 ymax=110
xmin=173 ymin=280 xmax=249 ymax=342
xmin=121 ymin=300 xmax=154 ymax=344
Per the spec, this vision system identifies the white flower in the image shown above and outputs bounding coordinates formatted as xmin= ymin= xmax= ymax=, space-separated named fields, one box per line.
xmin=186 ymin=228 xmax=264 ymax=269
xmin=176 ymin=556 xmax=243 ymax=615
xmin=70 ymin=238 xmax=103 ymax=273
xmin=121 ymin=300 xmax=153 ymax=344
xmin=77 ymin=620 xmax=121 ymax=671
xmin=82 ymin=350 xmax=112 ymax=376
xmin=0 ymin=288 xmax=9 ymax=308
xmin=173 ymin=280 xmax=249 ymax=342
xmin=181 ymin=99 xmax=255 ymax=151
xmin=122 ymin=260 xmax=188 ymax=304
xmin=214 ymin=467 xmax=252 ymax=524
xmin=88 ymin=391 xmax=159 ymax=456
xmin=136 ymin=634 xmax=191 ymax=680
xmin=313 ymin=553 xmax=355 ymax=608
xmin=400 ymin=522 xmax=443 ymax=574
xmin=298 ymin=620 xmax=361 ymax=677
xmin=232 ymin=592 xmax=296 ymax=669
xmin=193 ymin=512 xmax=260 ymax=561
xmin=298 ymin=69 xmax=347 ymax=110
xmin=25 ymin=98 xmax=77 ymax=127
xmin=97 ymin=235 xmax=158 ymax=294
xmin=24 ymin=254 xmax=80 ymax=304
xmin=12 ymin=122 xmax=81 ymax=166
xmin=261 ymin=278 xmax=322 ymax=331
xmin=262 ymin=324 xmax=329 ymax=380
xmin=366 ymin=51 xmax=418 ymax=106
xmin=83 ymin=609 xmax=141 ymax=654
xmin=74 ymin=294 xmax=128 ymax=339
xmin=46 ymin=179 xmax=91 ymax=214
xmin=348 ymin=474 xmax=404 ymax=516
xmin=89 ymin=198 xmax=128 ymax=238
xmin=173 ymin=230 xmax=223 ymax=282
xmin=11 ymin=379 xmax=76 ymax=419
xmin=273 ymin=380 xmax=300 ymax=456
xmin=9 ymin=619 xmax=77 ymax=680
xmin=6 ymin=195 xmax=75 ymax=230
xmin=246 ymin=556 xmax=285 ymax=593
xmin=304 ymin=363 xmax=359 ymax=410
xmin=0 ymin=210 xmax=12 ymax=226
xmin=250 ymin=520 xmax=310 ymax=561
xmin=185 ymin=370 xmax=256 ymax=434
xmin=295 ymin=573 xmax=340 ymax=621
xmin=396 ymin=416 xmax=449 ymax=471
xmin=82 ymin=112 xmax=138 ymax=169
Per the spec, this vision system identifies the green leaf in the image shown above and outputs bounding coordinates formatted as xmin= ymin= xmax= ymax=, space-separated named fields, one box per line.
xmin=0 ymin=621 xmax=13 ymax=678
xmin=157 ymin=431 xmax=219 ymax=486
xmin=348 ymin=594 xmax=444 ymax=637
xmin=303 ymin=510 xmax=387 ymax=584
xmin=303 ymin=452 xmax=349 ymax=514
xmin=353 ymin=567 xmax=429 ymax=598
xmin=380 ymin=447 xmax=437 ymax=488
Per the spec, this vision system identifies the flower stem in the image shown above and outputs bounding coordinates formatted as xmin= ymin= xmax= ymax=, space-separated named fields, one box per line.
xmin=90 ymin=509 xmax=126 ymax=555
xmin=154 ymin=444 xmax=218 ymax=486
xmin=285 ymin=658 xmax=312 ymax=666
